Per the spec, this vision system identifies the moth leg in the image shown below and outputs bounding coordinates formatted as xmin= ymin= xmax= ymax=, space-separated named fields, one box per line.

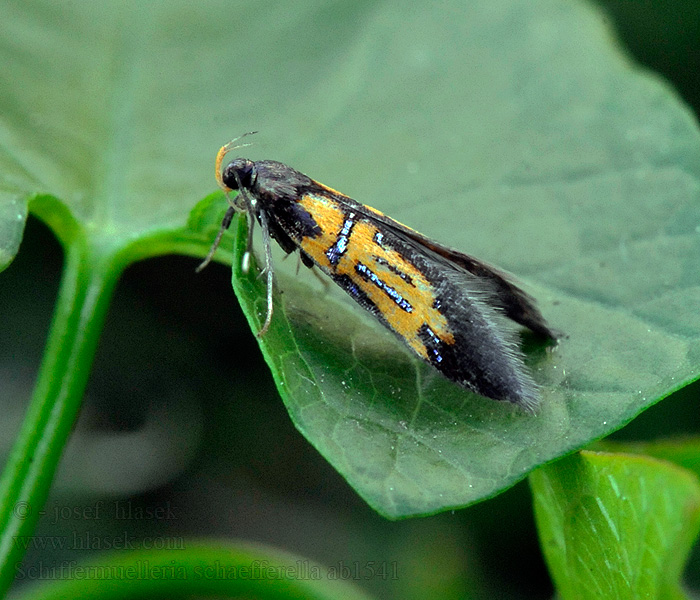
xmin=298 ymin=250 xmax=329 ymax=290
xmin=196 ymin=206 xmax=235 ymax=273
xmin=310 ymin=265 xmax=330 ymax=291
xmin=241 ymin=211 xmax=256 ymax=275
xmin=256 ymin=209 xmax=275 ymax=337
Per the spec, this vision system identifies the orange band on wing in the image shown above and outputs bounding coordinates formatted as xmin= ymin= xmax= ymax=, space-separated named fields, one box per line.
xmin=297 ymin=193 xmax=455 ymax=359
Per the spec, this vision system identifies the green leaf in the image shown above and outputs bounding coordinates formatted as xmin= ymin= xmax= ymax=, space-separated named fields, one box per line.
xmin=596 ymin=437 xmax=700 ymax=482
xmin=531 ymin=451 xmax=700 ymax=600
xmin=0 ymin=193 xmax=26 ymax=272
xmin=226 ymin=0 xmax=700 ymax=515
xmin=1 ymin=0 xmax=700 ymax=529
xmin=593 ymin=0 xmax=700 ymax=113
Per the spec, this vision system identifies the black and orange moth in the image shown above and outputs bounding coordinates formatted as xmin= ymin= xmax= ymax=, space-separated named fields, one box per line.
xmin=199 ymin=133 xmax=557 ymax=410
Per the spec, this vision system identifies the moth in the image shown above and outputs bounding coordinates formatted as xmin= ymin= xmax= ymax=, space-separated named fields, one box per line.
xmin=199 ymin=133 xmax=557 ymax=410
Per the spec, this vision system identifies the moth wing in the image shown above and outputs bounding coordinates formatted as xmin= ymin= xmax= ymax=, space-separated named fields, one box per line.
xmin=340 ymin=198 xmax=557 ymax=340
xmin=422 ymin=254 xmax=541 ymax=410
xmin=374 ymin=223 xmax=542 ymax=409
xmin=302 ymin=183 xmax=555 ymax=408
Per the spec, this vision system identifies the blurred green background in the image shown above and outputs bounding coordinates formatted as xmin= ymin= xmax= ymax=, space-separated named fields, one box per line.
xmin=2 ymin=0 xmax=700 ymax=597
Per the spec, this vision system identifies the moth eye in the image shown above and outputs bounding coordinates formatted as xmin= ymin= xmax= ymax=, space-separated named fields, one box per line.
xmin=222 ymin=159 xmax=254 ymax=190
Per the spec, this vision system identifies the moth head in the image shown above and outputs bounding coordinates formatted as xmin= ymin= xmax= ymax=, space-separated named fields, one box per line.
xmin=222 ymin=158 xmax=255 ymax=191
xmin=214 ymin=131 xmax=257 ymax=192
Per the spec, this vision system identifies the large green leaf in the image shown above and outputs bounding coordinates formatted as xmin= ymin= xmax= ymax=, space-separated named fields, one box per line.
xmin=531 ymin=451 xmax=700 ymax=599
xmin=1 ymin=0 xmax=699 ymax=524
xmin=226 ymin=3 xmax=700 ymax=516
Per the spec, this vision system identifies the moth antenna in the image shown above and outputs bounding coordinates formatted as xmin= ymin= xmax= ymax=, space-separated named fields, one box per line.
xmin=215 ymin=131 xmax=258 ymax=190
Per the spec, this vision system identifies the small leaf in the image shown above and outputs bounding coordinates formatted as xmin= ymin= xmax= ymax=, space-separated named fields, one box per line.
xmin=597 ymin=437 xmax=700 ymax=482
xmin=531 ymin=451 xmax=700 ymax=600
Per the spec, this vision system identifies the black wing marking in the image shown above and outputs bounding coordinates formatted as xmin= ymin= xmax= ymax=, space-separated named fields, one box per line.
xmin=371 ymin=221 xmax=540 ymax=409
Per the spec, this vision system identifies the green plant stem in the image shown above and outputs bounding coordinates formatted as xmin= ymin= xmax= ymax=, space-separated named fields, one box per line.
xmin=0 ymin=237 xmax=119 ymax=592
